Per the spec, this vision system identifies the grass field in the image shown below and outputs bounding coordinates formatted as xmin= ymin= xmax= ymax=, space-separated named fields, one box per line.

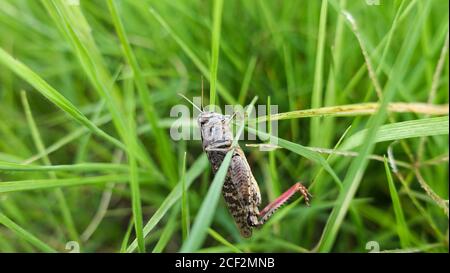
xmin=0 ymin=0 xmax=448 ymax=253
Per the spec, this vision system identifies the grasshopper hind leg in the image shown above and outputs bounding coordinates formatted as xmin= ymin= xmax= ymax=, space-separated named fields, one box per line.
xmin=253 ymin=182 xmax=312 ymax=227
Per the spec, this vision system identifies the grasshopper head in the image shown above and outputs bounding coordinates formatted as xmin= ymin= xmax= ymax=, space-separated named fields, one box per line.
xmin=197 ymin=111 xmax=233 ymax=149
xmin=197 ymin=111 xmax=225 ymax=126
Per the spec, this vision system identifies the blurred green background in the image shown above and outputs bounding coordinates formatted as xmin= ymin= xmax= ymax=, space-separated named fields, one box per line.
xmin=0 ymin=0 xmax=448 ymax=253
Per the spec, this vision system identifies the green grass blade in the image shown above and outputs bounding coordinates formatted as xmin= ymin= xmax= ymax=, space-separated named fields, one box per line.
xmin=207 ymin=228 xmax=243 ymax=253
xmin=42 ymin=0 xmax=156 ymax=172
xmin=74 ymin=100 xmax=106 ymax=163
xmin=341 ymin=116 xmax=449 ymax=151
xmin=0 ymin=175 xmax=128 ymax=193
xmin=152 ymin=207 xmax=179 ymax=253
xmin=22 ymin=115 xmax=111 ymax=164
xmin=283 ymin=46 xmax=300 ymax=141
xmin=0 ymin=162 xmax=131 ymax=173
xmin=42 ymin=0 xmax=127 ymax=138
xmin=238 ymin=56 xmax=257 ymax=105
xmin=107 ymin=0 xmax=178 ymax=185
xmin=0 ymin=47 xmax=124 ymax=150
xmin=0 ymin=213 xmax=57 ymax=253
xmin=20 ymin=91 xmax=79 ymax=242
xmin=209 ymin=0 xmax=224 ymax=106
xmin=126 ymin=155 xmax=208 ymax=252
xmin=149 ymin=7 xmax=236 ymax=105
xmin=119 ymin=219 xmax=134 ymax=253
xmin=247 ymin=127 xmax=342 ymax=186
xmin=123 ymin=79 xmax=145 ymax=252
xmin=316 ymin=3 xmax=429 ymax=251
xmin=311 ymin=125 xmax=352 ymax=192
xmin=181 ymin=152 xmax=190 ymax=242
xmin=383 ymin=157 xmax=411 ymax=248
xmin=256 ymin=102 xmax=448 ymax=122
xmin=180 ymin=151 xmax=233 ymax=252
xmin=267 ymin=96 xmax=281 ymax=198
xmin=310 ymin=0 xmax=328 ymax=148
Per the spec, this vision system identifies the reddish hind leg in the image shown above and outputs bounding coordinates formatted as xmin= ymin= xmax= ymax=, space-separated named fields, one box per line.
xmin=256 ymin=182 xmax=311 ymax=226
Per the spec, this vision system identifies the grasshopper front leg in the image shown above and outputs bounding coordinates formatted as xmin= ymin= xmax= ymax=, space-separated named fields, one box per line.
xmin=255 ymin=182 xmax=312 ymax=226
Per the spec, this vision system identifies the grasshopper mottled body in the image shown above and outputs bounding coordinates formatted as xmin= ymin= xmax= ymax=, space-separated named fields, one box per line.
xmin=180 ymin=94 xmax=311 ymax=238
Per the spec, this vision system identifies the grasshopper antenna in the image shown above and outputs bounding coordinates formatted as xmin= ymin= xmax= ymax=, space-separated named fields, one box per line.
xmin=226 ymin=111 xmax=239 ymax=125
xmin=178 ymin=93 xmax=203 ymax=113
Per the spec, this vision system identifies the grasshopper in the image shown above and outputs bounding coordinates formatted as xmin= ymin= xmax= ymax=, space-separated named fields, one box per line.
xmin=179 ymin=93 xmax=311 ymax=238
